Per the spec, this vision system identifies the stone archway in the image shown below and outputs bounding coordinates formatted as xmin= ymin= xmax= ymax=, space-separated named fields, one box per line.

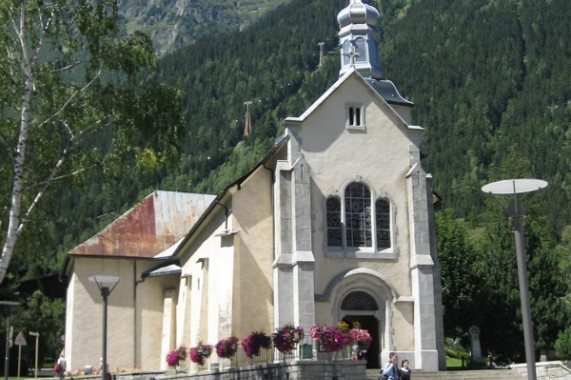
xmin=340 ymin=291 xmax=381 ymax=368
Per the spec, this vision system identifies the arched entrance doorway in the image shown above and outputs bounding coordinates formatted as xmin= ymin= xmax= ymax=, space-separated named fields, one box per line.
xmin=340 ymin=291 xmax=380 ymax=368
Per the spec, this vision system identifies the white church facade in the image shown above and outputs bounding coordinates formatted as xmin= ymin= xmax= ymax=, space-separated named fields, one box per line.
xmin=62 ymin=0 xmax=445 ymax=373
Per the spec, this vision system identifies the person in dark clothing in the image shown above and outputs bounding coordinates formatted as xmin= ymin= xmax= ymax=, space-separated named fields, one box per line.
xmin=399 ymin=359 xmax=411 ymax=380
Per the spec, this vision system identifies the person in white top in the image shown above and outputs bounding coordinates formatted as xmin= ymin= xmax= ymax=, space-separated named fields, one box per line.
xmin=56 ymin=352 xmax=66 ymax=380
xmin=379 ymin=352 xmax=399 ymax=380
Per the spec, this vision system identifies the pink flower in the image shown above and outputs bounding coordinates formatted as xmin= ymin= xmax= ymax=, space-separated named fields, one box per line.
xmin=350 ymin=328 xmax=372 ymax=349
xmin=272 ymin=324 xmax=304 ymax=353
xmin=165 ymin=346 xmax=187 ymax=366
xmin=311 ymin=324 xmax=355 ymax=352
xmin=216 ymin=336 xmax=239 ymax=358
xmin=189 ymin=343 xmax=212 ymax=365
xmin=241 ymin=331 xmax=272 ymax=358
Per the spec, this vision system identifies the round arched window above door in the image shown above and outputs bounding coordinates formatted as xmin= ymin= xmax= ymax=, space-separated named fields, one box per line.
xmin=341 ymin=291 xmax=378 ymax=310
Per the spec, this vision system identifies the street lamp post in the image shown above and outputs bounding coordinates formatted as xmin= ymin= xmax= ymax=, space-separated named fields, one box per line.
xmin=29 ymin=332 xmax=39 ymax=380
xmin=481 ymin=178 xmax=548 ymax=380
xmin=89 ymin=276 xmax=121 ymax=380
xmin=1 ymin=301 xmax=20 ymax=380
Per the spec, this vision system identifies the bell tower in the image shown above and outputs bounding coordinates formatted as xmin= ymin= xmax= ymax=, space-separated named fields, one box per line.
xmin=338 ymin=0 xmax=383 ymax=79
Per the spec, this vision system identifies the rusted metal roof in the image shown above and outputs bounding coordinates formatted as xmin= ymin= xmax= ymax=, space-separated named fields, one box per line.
xmin=68 ymin=191 xmax=215 ymax=258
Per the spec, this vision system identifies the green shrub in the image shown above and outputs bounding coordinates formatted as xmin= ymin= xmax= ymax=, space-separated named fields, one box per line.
xmin=555 ymin=326 xmax=571 ymax=359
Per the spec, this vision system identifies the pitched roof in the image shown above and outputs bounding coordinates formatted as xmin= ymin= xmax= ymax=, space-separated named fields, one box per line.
xmin=67 ymin=190 xmax=215 ymax=258
xmin=284 ymin=68 xmax=420 ymax=131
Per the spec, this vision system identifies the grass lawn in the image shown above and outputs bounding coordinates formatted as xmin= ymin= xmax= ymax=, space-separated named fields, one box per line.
xmin=446 ymin=355 xmax=466 ymax=369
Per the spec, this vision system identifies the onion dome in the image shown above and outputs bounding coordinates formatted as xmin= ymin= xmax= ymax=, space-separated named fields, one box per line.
xmin=337 ymin=0 xmax=379 ymax=30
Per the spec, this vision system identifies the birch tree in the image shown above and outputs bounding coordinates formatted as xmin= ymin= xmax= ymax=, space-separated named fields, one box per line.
xmin=0 ymin=0 xmax=184 ymax=283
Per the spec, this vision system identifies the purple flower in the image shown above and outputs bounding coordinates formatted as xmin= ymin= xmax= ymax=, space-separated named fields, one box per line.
xmin=216 ymin=336 xmax=239 ymax=358
xmin=165 ymin=346 xmax=187 ymax=366
xmin=242 ymin=331 xmax=272 ymax=358
xmin=189 ymin=343 xmax=213 ymax=365
xmin=272 ymin=324 xmax=304 ymax=354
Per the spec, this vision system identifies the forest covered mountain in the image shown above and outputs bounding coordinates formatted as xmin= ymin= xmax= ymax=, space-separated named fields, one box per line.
xmin=117 ymin=0 xmax=289 ymax=55
xmin=2 ymin=0 xmax=570 ymax=365
xmin=149 ymin=0 xmax=570 ymax=235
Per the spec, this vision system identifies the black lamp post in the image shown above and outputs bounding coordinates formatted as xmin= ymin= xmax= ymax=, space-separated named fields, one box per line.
xmin=89 ymin=276 xmax=121 ymax=380
xmin=482 ymin=178 xmax=548 ymax=380
xmin=1 ymin=301 xmax=20 ymax=380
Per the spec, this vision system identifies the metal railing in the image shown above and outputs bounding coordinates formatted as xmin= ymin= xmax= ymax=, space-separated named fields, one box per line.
xmin=185 ymin=338 xmax=354 ymax=374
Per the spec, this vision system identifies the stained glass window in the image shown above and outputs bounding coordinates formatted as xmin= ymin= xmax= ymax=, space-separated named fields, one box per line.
xmin=345 ymin=182 xmax=372 ymax=247
xmin=326 ymin=197 xmax=342 ymax=246
xmin=375 ymin=199 xmax=391 ymax=249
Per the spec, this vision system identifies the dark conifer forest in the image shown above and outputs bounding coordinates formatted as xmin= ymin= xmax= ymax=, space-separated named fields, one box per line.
xmin=2 ymin=0 xmax=570 ymax=365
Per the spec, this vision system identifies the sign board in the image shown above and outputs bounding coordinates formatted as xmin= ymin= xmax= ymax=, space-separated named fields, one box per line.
xmin=15 ymin=331 xmax=27 ymax=346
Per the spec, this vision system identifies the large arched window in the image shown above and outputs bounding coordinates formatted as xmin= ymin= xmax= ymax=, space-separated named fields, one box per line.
xmin=326 ymin=181 xmax=393 ymax=255
xmin=345 ymin=182 xmax=372 ymax=247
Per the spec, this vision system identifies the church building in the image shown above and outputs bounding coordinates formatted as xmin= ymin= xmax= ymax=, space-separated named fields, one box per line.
xmin=62 ymin=0 xmax=445 ymax=373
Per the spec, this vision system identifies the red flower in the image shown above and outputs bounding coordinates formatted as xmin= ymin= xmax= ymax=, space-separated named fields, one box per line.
xmin=242 ymin=331 xmax=272 ymax=358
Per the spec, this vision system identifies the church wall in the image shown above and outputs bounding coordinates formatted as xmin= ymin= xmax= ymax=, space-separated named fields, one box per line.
xmin=231 ymin=167 xmax=275 ymax=336
xmin=177 ymin=167 xmax=273 ymax=351
xmin=140 ymin=273 xmax=179 ymax=370
xmin=65 ymin=258 xmax=151 ymax=371
xmin=296 ymin=76 xmax=416 ymax=293
xmin=284 ymin=75 xmax=428 ymax=363
xmin=179 ymin=208 xmax=229 ymax=347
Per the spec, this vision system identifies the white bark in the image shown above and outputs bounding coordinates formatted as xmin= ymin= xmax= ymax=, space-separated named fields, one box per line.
xmin=0 ymin=1 xmax=140 ymax=283
xmin=0 ymin=2 xmax=54 ymax=283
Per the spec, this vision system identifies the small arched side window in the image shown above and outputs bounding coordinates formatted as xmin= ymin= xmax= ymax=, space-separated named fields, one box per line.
xmin=326 ymin=197 xmax=342 ymax=247
xmin=375 ymin=199 xmax=391 ymax=249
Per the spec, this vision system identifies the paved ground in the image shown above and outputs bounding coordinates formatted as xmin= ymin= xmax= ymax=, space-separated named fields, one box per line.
xmin=366 ymin=369 xmax=380 ymax=379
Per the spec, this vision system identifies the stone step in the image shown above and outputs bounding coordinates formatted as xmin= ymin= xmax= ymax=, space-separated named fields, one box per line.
xmin=366 ymin=369 xmax=527 ymax=380
xmin=412 ymin=370 xmax=527 ymax=379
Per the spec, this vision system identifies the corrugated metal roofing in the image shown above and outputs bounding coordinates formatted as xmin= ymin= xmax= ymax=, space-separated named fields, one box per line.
xmin=68 ymin=191 xmax=215 ymax=258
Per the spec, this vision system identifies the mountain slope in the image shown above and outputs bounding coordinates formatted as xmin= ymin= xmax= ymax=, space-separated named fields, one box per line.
xmin=118 ymin=0 xmax=290 ymax=55
xmin=152 ymin=0 xmax=570 ymax=236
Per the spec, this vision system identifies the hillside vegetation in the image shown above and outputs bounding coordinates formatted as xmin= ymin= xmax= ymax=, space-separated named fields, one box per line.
xmin=150 ymin=0 xmax=571 ymax=361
